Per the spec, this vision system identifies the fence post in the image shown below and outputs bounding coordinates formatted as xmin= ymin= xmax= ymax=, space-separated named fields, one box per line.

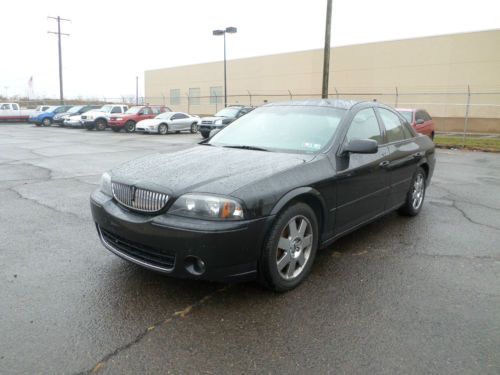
xmin=395 ymin=86 xmax=399 ymax=107
xmin=288 ymin=89 xmax=293 ymax=100
xmin=247 ymin=90 xmax=252 ymax=106
xmin=462 ymin=85 xmax=471 ymax=146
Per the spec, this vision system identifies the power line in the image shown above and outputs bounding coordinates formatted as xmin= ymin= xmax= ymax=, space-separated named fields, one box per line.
xmin=48 ymin=16 xmax=71 ymax=104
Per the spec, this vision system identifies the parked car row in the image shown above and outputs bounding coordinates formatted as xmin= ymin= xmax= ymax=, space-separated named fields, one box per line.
xmin=22 ymin=101 xmax=436 ymax=142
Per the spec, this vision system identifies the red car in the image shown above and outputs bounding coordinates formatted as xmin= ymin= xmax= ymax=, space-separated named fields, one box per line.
xmin=396 ymin=108 xmax=435 ymax=140
xmin=108 ymin=105 xmax=171 ymax=133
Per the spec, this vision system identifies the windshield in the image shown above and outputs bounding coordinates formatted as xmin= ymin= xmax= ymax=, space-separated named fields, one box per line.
xmin=155 ymin=112 xmax=173 ymax=119
xmin=67 ymin=105 xmax=84 ymax=114
xmin=209 ymin=105 xmax=346 ymax=154
xmin=215 ymin=107 xmax=240 ymax=117
xmin=398 ymin=110 xmax=413 ymax=123
xmin=99 ymin=105 xmax=113 ymax=113
xmin=125 ymin=106 xmax=143 ymax=114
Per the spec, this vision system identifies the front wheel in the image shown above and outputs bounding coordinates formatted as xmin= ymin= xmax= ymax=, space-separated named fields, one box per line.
xmin=158 ymin=123 xmax=168 ymax=135
xmin=259 ymin=202 xmax=319 ymax=292
xmin=95 ymin=119 xmax=107 ymax=131
xmin=190 ymin=123 xmax=198 ymax=134
xmin=125 ymin=121 xmax=136 ymax=133
xmin=399 ymin=167 xmax=426 ymax=216
xmin=200 ymin=131 xmax=210 ymax=139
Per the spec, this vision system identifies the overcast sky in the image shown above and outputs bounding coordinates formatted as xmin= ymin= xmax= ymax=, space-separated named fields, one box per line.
xmin=1 ymin=0 xmax=499 ymax=99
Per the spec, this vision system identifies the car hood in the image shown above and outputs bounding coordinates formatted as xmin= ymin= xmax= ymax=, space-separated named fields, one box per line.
xmin=83 ymin=110 xmax=108 ymax=116
xmin=200 ymin=116 xmax=225 ymax=122
xmin=110 ymin=145 xmax=314 ymax=197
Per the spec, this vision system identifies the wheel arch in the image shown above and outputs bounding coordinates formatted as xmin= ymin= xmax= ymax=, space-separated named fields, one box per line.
xmin=270 ymin=187 xmax=328 ymax=237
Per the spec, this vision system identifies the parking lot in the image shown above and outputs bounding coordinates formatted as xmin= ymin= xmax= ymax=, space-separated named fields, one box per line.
xmin=1 ymin=124 xmax=499 ymax=374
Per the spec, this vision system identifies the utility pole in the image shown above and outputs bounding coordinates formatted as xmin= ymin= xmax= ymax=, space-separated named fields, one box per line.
xmin=48 ymin=16 xmax=70 ymax=104
xmin=136 ymin=76 xmax=139 ymax=105
xmin=322 ymin=0 xmax=332 ymax=99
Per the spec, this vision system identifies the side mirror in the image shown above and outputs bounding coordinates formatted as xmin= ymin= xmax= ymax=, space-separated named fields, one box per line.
xmin=416 ymin=119 xmax=425 ymax=125
xmin=343 ymin=139 xmax=378 ymax=154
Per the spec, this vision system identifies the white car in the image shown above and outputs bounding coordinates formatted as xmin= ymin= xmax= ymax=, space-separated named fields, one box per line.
xmin=136 ymin=112 xmax=199 ymax=135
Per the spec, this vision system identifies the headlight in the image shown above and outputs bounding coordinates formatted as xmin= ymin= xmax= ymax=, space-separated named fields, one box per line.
xmin=214 ymin=119 xmax=222 ymax=125
xmin=168 ymin=194 xmax=244 ymax=220
xmin=99 ymin=172 xmax=112 ymax=196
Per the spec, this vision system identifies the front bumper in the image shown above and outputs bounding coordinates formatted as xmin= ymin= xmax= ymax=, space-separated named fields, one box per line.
xmin=108 ymin=120 xmax=126 ymax=128
xmin=64 ymin=120 xmax=83 ymax=127
xmin=90 ymin=190 xmax=273 ymax=282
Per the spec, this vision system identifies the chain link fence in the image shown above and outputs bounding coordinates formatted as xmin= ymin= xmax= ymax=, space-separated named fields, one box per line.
xmin=3 ymin=87 xmax=500 ymax=134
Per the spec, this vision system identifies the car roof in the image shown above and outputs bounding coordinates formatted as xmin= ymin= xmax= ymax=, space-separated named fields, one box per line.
xmin=264 ymin=99 xmax=359 ymax=110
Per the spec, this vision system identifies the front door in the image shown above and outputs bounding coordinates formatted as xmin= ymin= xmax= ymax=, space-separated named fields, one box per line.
xmin=334 ymin=108 xmax=390 ymax=235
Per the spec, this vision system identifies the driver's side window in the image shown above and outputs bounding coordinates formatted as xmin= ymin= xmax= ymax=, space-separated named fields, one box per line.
xmin=345 ymin=108 xmax=382 ymax=144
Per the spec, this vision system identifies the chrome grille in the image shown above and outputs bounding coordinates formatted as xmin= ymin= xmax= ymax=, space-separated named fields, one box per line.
xmin=201 ymin=120 xmax=213 ymax=124
xmin=112 ymin=182 xmax=169 ymax=213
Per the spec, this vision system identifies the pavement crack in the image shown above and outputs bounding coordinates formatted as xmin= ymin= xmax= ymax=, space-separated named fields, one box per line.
xmin=75 ymin=285 xmax=231 ymax=375
xmin=7 ymin=187 xmax=87 ymax=222
xmin=451 ymin=201 xmax=500 ymax=232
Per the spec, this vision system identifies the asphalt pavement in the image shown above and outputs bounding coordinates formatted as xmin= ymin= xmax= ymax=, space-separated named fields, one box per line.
xmin=1 ymin=124 xmax=499 ymax=374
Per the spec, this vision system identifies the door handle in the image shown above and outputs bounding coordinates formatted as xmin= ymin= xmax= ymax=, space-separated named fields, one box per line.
xmin=379 ymin=161 xmax=390 ymax=167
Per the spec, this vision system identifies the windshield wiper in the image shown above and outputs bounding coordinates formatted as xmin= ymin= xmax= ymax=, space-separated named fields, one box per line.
xmin=223 ymin=145 xmax=269 ymax=152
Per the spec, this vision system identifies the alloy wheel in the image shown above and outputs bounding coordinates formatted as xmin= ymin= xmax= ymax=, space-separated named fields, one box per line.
xmin=412 ymin=173 xmax=425 ymax=210
xmin=276 ymin=215 xmax=313 ymax=280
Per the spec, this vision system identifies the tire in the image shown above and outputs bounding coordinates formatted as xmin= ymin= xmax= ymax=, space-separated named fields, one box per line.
xmin=259 ymin=202 xmax=319 ymax=292
xmin=190 ymin=123 xmax=198 ymax=134
xmin=200 ymin=131 xmax=210 ymax=139
xmin=399 ymin=167 xmax=426 ymax=217
xmin=42 ymin=118 xmax=52 ymax=127
xmin=158 ymin=123 xmax=168 ymax=135
xmin=111 ymin=127 xmax=120 ymax=133
xmin=95 ymin=119 xmax=107 ymax=131
xmin=125 ymin=121 xmax=136 ymax=133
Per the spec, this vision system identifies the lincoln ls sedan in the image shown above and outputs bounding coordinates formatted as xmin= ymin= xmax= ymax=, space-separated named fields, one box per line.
xmin=90 ymin=99 xmax=435 ymax=292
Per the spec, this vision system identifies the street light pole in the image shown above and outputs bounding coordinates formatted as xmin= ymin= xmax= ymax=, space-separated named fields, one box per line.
xmin=213 ymin=27 xmax=237 ymax=108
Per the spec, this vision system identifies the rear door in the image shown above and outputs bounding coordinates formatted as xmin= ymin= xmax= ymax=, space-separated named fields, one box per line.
xmin=376 ymin=107 xmax=421 ymax=210
xmin=334 ymin=107 xmax=390 ymax=235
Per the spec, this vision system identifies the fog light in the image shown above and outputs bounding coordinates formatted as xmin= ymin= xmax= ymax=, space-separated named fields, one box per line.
xmin=184 ymin=256 xmax=206 ymax=276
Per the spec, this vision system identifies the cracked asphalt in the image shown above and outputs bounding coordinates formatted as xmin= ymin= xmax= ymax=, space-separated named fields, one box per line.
xmin=1 ymin=124 xmax=499 ymax=375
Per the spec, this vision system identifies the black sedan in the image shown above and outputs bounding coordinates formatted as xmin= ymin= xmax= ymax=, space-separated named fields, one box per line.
xmin=90 ymin=100 xmax=435 ymax=292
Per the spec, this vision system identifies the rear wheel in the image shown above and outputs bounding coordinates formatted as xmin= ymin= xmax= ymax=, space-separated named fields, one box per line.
xmin=200 ymin=131 xmax=210 ymax=139
xmin=42 ymin=118 xmax=52 ymax=127
xmin=158 ymin=124 xmax=168 ymax=135
xmin=190 ymin=123 xmax=198 ymax=134
xmin=399 ymin=167 xmax=426 ymax=216
xmin=259 ymin=202 xmax=319 ymax=292
xmin=125 ymin=121 xmax=136 ymax=133
xmin=95 ymin=119 xmax=107 ymax=131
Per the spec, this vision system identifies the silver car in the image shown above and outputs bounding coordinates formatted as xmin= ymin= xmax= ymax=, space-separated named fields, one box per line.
xmin=136 ymin=112 xmax=199 ymax=135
